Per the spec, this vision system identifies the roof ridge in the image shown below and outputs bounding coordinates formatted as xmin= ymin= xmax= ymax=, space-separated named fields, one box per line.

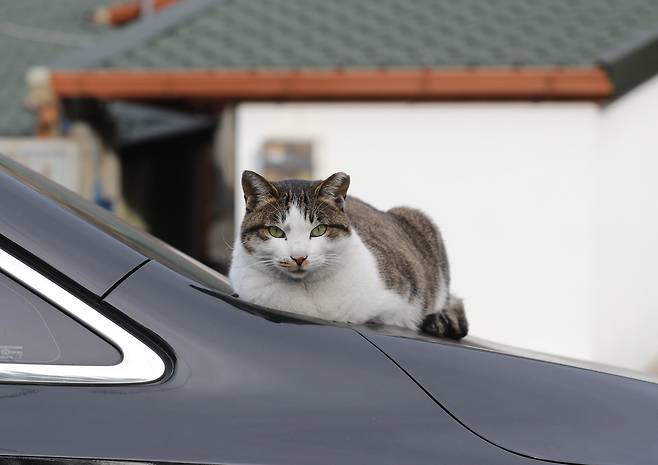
xmin=52 ymin=0 xmax=214 ymax=69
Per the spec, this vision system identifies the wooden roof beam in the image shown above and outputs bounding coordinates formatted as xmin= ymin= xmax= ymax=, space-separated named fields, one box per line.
xmin=51 ymin=67 xmax=614 ymax=101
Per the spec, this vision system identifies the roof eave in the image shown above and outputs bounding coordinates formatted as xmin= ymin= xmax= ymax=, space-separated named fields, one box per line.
xmin=599 ymin=27 xmax=658 ymax=98
xmin=50 ymin=67 xmax=614 ymax=101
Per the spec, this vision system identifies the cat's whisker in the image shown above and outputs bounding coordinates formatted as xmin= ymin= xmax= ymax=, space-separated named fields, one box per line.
xmin=222 ymin=236 xmax=234 ymax=251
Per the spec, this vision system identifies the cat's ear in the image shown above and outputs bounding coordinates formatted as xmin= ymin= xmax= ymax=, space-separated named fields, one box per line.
xmin=242 ymin=170 xmax=278 ymax=211
xmin=316 ymin=172 xmax=350 ymax=211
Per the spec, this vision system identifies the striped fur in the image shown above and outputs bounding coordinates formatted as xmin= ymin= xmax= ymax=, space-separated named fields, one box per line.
xmin=229 ymin=170 xmax=467 ymax=339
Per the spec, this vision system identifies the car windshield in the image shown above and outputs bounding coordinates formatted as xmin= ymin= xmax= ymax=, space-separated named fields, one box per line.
xmin=0 ymin=154 xmax=233 ymax=295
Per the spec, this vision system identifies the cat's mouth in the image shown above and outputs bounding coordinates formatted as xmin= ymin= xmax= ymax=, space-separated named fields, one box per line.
xmin=282 ymin=266 xmax=309 ymax=279
xmin=278 ymin=259 xmax=311 ymax=279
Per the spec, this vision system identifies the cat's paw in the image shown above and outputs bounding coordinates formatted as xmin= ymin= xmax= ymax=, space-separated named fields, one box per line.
xmin=421 ymin=298 xmax=468 ymax=340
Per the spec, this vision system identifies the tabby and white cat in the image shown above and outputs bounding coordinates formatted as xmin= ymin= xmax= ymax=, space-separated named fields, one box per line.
xmin=229 ymin=170 xmax=468 ymax=339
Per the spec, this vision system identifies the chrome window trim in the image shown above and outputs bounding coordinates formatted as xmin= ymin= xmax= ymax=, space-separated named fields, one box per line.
xmin=0 ymin=248 xmax=165 ymax=384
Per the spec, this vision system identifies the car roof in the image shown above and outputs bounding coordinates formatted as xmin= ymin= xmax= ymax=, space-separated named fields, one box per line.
xmin=359 ymin=322 xmax=658 ymax=385
xmin=0 ymin=153 xmax=232 ymax=296
xmin=0 ymin=158 xmax=145 ymax=296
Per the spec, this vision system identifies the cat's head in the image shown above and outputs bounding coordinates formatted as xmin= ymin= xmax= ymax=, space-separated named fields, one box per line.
xmin=239 ymin=170 xmax=351 ymax=280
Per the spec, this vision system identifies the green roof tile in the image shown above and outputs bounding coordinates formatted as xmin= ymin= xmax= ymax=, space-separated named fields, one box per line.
xmin=79 ymin=0 xmax=658 ymax=71
xmin=0 ymin=0 xmax=109 ymax=136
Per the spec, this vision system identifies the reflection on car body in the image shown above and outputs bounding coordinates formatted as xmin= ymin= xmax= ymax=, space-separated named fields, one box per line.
xmin=0 ymin=154 xmax=657 ymax=465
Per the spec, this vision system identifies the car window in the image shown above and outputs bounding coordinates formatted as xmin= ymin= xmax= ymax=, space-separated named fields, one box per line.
xmin=0 ymin=271 xmax=121 ymax=366
xmin=0 ymin=154 xmax=233 ymax=294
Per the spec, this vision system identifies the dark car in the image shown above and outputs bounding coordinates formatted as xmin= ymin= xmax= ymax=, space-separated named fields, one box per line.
xmin=0 ymin=154 xmax=657 ymax=465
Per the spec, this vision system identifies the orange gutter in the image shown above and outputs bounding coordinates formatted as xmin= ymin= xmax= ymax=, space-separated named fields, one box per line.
xmin=93 ymin=0 xmax=180 ymax=26
xmin=51 ymin=68 xmax=614 ymax=100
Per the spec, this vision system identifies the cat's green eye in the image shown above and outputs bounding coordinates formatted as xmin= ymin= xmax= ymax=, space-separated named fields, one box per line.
xmin=310 ymin=224 xmax=327 ymax=237
xmin=268 ymin=226 xmax=286 ymax=238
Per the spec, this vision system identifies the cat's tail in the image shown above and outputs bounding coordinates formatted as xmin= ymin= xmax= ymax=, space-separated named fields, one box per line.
xmin=421 ymin=294 xmax=468 ymax=339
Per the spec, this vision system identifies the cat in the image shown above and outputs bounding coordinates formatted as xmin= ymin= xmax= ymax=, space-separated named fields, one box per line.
xmin=229 ymin=170 xmax=468 ymax=339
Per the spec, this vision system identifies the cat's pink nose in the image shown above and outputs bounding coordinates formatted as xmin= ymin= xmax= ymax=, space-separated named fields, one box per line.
xmin=291 ymin=256 xmax=307 ymax=266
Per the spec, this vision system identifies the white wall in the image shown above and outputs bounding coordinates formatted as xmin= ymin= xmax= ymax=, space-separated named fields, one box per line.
xmin=235 ymin=76 xmax=658 ymax=371
xmin=0 ymin=138 xmax=80 ymax=191
xmin=592 ymin=77 xmax=658 ymax=372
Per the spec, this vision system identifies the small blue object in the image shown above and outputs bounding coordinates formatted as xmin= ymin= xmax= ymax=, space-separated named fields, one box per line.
xmin=93 ymin=179 xmax=113 ymax=211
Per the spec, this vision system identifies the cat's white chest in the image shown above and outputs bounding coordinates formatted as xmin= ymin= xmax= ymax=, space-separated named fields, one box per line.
xmin=229 ymin=233 xmax=423 ymax=329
